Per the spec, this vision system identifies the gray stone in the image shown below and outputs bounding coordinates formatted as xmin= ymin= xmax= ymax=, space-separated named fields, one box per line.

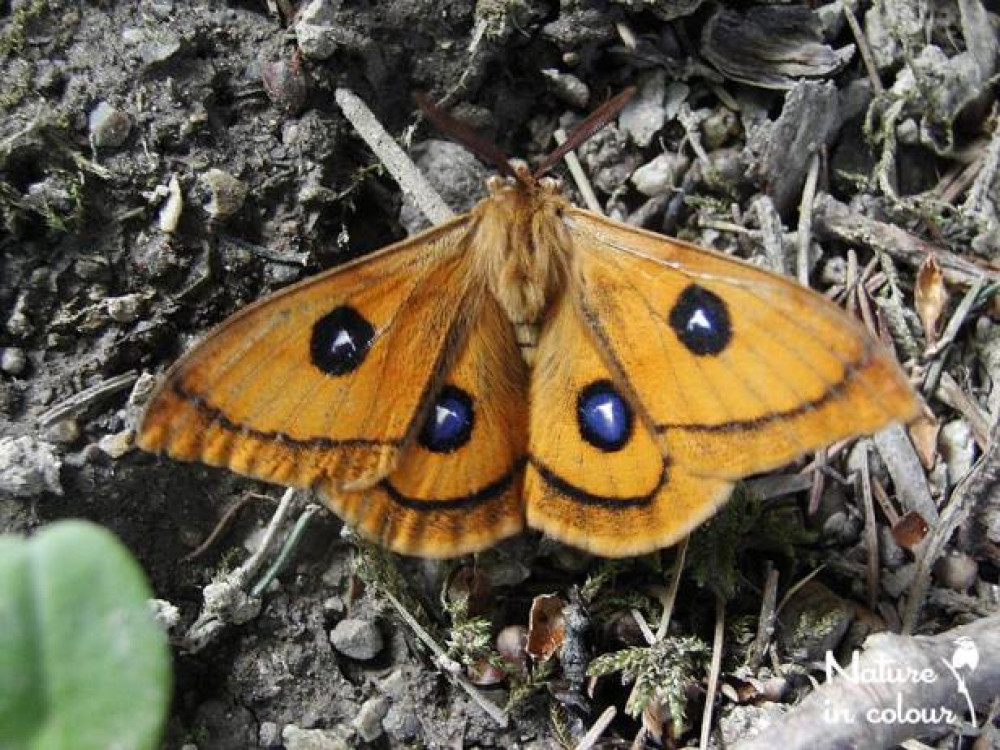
xmin=577 ymin=125 xmax=642 ymax=195
xmin=0 ymin=347 xmax=26 ymax=375
xmin=105 ymin=293 xmax=143 ymax=323
xmin=777 ymin=580 xmax=855 ymax=661
xmin=619 ymin=69 xmax=667 ymax=148
xmin=201 ymin=169 xmax=248 ymax=220
xmin=295 ymin=0 xmax=368 ymax=60
xmin=89 ymin=102 xmax=131 ymax=149
xmin=330 ymin=618 xmax=384 ymax=660
xmin=353 ymin=696 xmax=388 ymax=742
xmin=382 ymin=703 xmax=420 ymax=742
xmin=259 ymin=721 xmax=281 ymax=747
xmin=541 ymin=69 xmax=589 ymax=108
xmin=940 ymin=419 xmax=975 ymax=486
xmin=630 ymin=152 xmax=690 ymax=197
xmin=282 ymin=725 xmax=349 ymax=750
xmin=700 ymin=107 xmax=739 ymax=150
xmin=98 ymin=429 xmax=134 ymax=459
xmin=933 ymin=551 xmax=978 ymax=592
xmin=399 ymin=140 xmax=488 ymax=234
xmin=0 ymin=436 xmax=62 ymax=497
xmin=45 ymin=419 xmax=79 ymax=445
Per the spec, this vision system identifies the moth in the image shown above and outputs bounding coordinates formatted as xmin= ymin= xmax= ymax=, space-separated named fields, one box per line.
xmin=139 ymin=91 xmax=919 ymax=558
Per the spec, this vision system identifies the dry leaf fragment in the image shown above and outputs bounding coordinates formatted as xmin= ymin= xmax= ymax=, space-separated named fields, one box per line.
xmin=158 ymin=175 xmax=183 ymax=234
xmin=526 ymin=594 xmax=566 ymax=662
xmin=907 ymin=413 xmax=940 ymax=470
xmin=445 ymin=564 xmax=492 ymax=618
xmin=915 ymin=254 xmax=949 ymax=345
xmin=891 ymin=510 xmax=930 ymax=549
xmin=701 ymin=5 xmax=854 ymax=89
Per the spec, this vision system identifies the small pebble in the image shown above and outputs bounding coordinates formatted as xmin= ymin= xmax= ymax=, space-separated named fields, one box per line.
xmin=619 ymin=69 xmax=667 ymax=148
xmin=262 ymin=57 xmax=308 ymax=115
xmin=933 ymin=551 xmax=978 ymax=591
xmin=322 ymin=596 xmax=345 ymax=616
xmin=496 ymin=624 xmax=529 ymax=672
xmin=897 ymin=117 xmax=920 ymax=145
xmin=939 ymin=419 xmax=975 ymax=486
xmin=353 ymin=697 xmax=388 ymax=742
xmin=281 ymin=725 xmax=349 ymax=750
xmin=577 ymin=125 xmax=642 ymax=194
xmin=74 ymin=256 xmax=111 ymax=281
xmin=259 ymin=721 xmax=282 ymax=748
xmin=45 ymin=418 xmax=80 ymax=445
xmin=881 ymin=562 xmax=916 ymax=598
xmin=158 ymin=175 xmax=183 ymax=234
xmin=630 ymin=152 xmax=690 ymax=197
xmin=0 ymin=435 xmax=63 ymax=497
xmin=201 ymin=168 xmax=248 ymax=220
xmin=138 ymin=33 xmax=182 ymax=66
xmin=121 ymin=27 xmax=145 ymax=45
xmin=878 ymin=525 xmax=907 ymax=569
xmin=128 ymin=372 xmax=158 ymax=408
xmin=700 ymin=107 xmax=739 ymax=150
xmin=382 ymin=703 xmax=420 ymax=743
xmin=295 ymin=0 xmax=342 ymax=60
xmin=105 ymin=294 xmax=143 ymax=323
xmin=540 ymin=68 xmax=589 ymax=108
xmin=1 ymin=347 xmax=27 ymax=376
xmin=89 ymin=101 xmax=131 ymax=149
xmin=98 ymin=429 xmax=134 ymax=459
xmin=147 ymin=1 xmax=174 ymax=20
xmin=330 ymin=618 xmax=384 ymax=660
xmin=777 ymin=580 xmax=855 ymax=661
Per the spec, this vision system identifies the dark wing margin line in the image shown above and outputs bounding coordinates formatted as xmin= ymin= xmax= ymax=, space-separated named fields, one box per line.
xmin=654 ymin=342 xmax=875 ymax=434
xmin=529 ymin=456 xmax=668 ymax=509
xmin=380 ymin=458 xmax=527 ymax=511
xmin=172 ymin=381 xmax=402 ymax=449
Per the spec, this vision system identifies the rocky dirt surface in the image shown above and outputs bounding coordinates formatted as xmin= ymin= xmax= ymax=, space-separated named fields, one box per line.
xmin=2 ymin=1 xmax=999 ymax=748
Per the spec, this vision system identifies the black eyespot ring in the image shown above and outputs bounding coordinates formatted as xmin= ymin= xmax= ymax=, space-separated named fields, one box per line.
xmin=669 ymin=285 xmax=732 ymax=356
xmin=310 ymin=305 xmax=375 ymax=376
xmin=577 ymin=380 xmax=633 ymax=452
xmin=419 ymin=386 xmax=474 ymax=453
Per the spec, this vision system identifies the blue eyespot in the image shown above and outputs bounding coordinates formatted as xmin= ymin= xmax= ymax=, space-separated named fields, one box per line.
xmin=419 ymin=386 xmax=474 ymax=453
xmin=577 ymin=380 xmax=632 ymax=452
xmin=669 ymin=284 xmax=732 ymax=356
xmin=310 ymin=305 xmax=375 ymax=376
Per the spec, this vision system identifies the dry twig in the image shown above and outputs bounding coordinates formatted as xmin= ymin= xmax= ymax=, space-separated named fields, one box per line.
xmin=733 ymin=615 xmax=1000 ymax=749
xmin=335 ymin=88 xmax=454 ymax=225
xmin=903 ymin=415 xmax=1000 ymax=632
xmin=813 ymin=194 xmax=1000 ymax=286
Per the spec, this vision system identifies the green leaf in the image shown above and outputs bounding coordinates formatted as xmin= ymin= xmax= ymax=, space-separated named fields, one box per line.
xmin=0 ymin=520 xmax=171 ymax=750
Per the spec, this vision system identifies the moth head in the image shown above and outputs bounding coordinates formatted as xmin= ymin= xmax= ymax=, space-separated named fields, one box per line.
xmin=486 ymin=162 xmax=564 ymax=201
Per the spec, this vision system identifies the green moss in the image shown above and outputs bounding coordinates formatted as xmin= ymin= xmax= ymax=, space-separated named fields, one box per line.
xmin=688 ymin=484 xmax=815 ymax=600
xmin=0 ymin=0 xmax=50 ymax=58
xmin=588 ymin=636 xmax=709 ymax=735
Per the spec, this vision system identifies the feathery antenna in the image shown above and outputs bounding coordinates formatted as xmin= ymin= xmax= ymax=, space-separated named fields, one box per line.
xmin=414 ymin=92 xmax=516 ymax=179
xmin=533 ymin=87 xmax=636 ymax=178
xmin=415 ymin=87 xmax=636 ymax=184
